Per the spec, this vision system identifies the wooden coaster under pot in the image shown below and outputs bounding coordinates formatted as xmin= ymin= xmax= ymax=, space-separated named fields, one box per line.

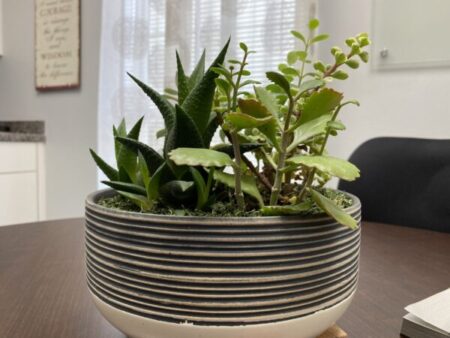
xmin=317 ymin=325 xmax=347 ymax=338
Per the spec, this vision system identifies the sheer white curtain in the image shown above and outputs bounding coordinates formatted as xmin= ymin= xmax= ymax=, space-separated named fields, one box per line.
xmin=97 ymin=0 xmax=310 ymax=182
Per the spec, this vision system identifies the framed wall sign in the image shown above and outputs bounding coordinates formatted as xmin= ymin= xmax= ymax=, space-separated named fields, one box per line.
xmin=35 ymin=0 xmax=80 ymax=90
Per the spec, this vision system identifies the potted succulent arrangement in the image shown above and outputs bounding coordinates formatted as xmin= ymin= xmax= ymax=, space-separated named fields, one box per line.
xmin=86 ymin=18 xmax=370 ymax=338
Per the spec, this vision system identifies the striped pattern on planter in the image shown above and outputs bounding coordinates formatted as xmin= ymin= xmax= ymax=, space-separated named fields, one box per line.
xmin=85 ymin=189 xmax=361 ymax=326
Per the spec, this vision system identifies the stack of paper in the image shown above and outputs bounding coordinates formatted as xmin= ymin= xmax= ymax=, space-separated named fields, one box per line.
xmin=401 ymin=288 xmax=450 ymax=338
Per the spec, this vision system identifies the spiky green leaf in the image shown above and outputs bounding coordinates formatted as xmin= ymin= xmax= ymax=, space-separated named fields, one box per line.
xmin=165 ymin=105 xmax=204 ymax=155
xmin=118 ymin=191 xmax=153 ymax=211
xmin=176 ymin=51 xmax=189 ymax=104
xmin=188 ymin=50 xmax=206 ymax=90
xmin=160 ymin=180 xmax=195 ymax=206
xmin=116 ymin=117 xmax=144 ymax=183
xmin=127 ymin=73 xmax=175 ymax=130
xmin=203 ymin=114 xmax=220 ymax=147
xmin=102 ymin=181 xmax=147 ymax=196
xmin=116 ymin=137 xmax=164 ymax=175
xmin=156 ymin=128 xmax=166 ymax=139
xmin=181 ymin=39 xmax=230 ymax=132
xmin=138 ymin=152 xmax=150 ymax=188
xmin=147 ymin=163 xmax=170 ymax=200
xmin=89 ymin=149 xmax=119 ymax=181
xmin=189 ymin=167 xmax=208 ymax=210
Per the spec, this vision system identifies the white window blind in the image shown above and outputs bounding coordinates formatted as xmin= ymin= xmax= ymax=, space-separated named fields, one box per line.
xmin=97 ymin=0 xmax=309 ymax=183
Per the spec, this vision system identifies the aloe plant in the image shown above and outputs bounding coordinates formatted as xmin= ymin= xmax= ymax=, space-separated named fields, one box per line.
xmin=91 ymin=19 xmax=371 ymax=229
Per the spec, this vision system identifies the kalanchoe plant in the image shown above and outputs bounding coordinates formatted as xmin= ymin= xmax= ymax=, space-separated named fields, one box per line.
xmin=91 ymin=18 xmax=371 ymax=229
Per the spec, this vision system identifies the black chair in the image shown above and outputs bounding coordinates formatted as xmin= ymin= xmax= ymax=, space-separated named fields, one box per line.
xmin=338 ymin=137 xmax=450 ymax=233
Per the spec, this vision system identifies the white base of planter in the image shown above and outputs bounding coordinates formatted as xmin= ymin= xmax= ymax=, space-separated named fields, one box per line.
xmin=91 ymin=291 xmax=355 ymax=338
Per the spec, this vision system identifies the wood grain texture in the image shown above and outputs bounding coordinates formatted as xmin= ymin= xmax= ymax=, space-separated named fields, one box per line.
xmin=0 ymin=219 xmax=449 ymax=338
xmin=317 ymin=325 xmax=347 ymax=338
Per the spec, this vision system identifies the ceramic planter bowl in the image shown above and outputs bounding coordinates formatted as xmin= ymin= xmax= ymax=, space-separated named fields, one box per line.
xmin=85 ymin=189 xmax=361 ymax=338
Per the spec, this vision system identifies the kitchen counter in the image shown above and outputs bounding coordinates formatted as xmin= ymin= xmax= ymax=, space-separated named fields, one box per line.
xmin=0 ymin=121 xmax=45 ymax=142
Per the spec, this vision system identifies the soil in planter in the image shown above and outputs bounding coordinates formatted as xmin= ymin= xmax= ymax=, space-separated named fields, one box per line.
xmin=97 ymin=185 xmax=353 ymax=217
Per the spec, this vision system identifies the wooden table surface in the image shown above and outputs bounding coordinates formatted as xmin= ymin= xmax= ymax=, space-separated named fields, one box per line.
xmin=0 ymin=219 xmax=449 ymax=338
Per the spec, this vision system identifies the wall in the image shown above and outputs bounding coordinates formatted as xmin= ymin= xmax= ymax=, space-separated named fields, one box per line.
xmin=318 ymin=0 xmax=450 ymax=160
xmin=0 ymin=0 xmax=102 ymax=219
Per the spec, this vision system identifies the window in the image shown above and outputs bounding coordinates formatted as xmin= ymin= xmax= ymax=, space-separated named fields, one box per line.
xmin=97 ymin=0 xmax=310 ymax=182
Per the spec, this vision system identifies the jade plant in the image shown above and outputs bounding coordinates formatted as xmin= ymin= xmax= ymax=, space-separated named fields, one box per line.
xmin=90 ymin=18 xmax=371 ymax=228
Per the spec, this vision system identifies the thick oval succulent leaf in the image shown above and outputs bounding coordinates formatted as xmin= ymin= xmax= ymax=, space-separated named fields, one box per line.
xmin=116 ymin=137 xmax=163 ymax=176
xmin=327 ymin=120 xmax=346 ymax=131
xmin=261 ymin=201 xmax=312 ymax=216
xmin=181 ymin=39 xmax=230 ymax=133
xmin=310 ymin=34 xmax=329 ymax=44
xmin=102 ymin=181 xmax=147 ymax=196
xmin=298 ymin=79 xmax=325 ymax=95
xmin=254 ymin=86 xmax=279 ymax=120
xmin=214 ymin=170 xmax=264 ymax=207
xmin=169 ymin=148 xmax=233 ymax=167
xmin=127 ymin=73 xmax=175 ymax=130
xmin=212 ymin=143 xmax=262 ymax=158
xmin=226 ymin=112 xmax=273 ymax=130
xmin=266 ymin=71 xmax=291 ymax=96
xmin=89 ymin=149 xmax=119 ymax=181
xmin=287 ymin=114 xmax=332 ymax=152
xmin=238 ymin=99 xmax=280 ymax=150
xmin=287 ymin=155 xmax=360 ymax=181
xmin=300 ymin=88 xmax=343 ymax=124
xmin=310 ymin=189 xmax=358 ymax=229
xmin=291 ymin=30 xmax=306 ymax=44
xmin=117 ymin=191 xmax=153 ymax=212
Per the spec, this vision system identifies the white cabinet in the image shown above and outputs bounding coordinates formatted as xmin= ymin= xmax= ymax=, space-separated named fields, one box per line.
xmin=0 ymin=143 xmax=46 ymax=226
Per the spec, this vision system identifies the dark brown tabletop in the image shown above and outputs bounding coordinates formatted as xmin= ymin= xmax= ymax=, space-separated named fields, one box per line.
xmin=0 ymin=219 xmax=449 ymax=338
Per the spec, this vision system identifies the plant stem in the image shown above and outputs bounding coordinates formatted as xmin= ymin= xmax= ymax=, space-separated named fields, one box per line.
xmin=242 ymin=156 xmax=272 ymax=190
xmin=269 ymin=97 xmax=294 ymax=205
xmin=229 ymin=51 xmax=249 ymax=211
xmin=298 ymin=104 xmax=344 ymax=201
xmin=231 ymin=53 xmax=248 ymax=112
xmin=230 ymin=130 xmax=245 ymax=210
